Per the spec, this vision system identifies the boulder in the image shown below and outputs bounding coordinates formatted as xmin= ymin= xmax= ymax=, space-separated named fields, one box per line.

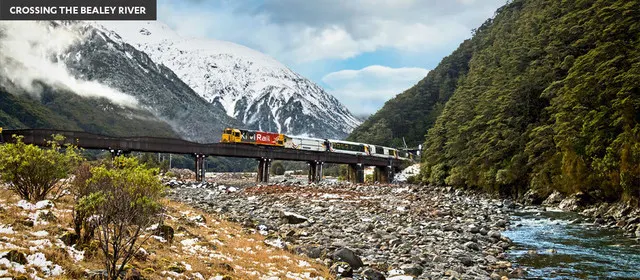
xmin=213 ymin=263 xmax=234 ymax=272
xmin=296 ymin=246 xmax=323 ymax=259
xmin=388 ymin=276 xmax=415 ymax=280
xmin=523 ymin=189 xmax=545 ymax=205
xmin=167 ymin=263 xmax=186 ymax=273
xmin=487 ymin=230 xmax=502 ymax=239
xmin=87 ymin=270 xmax=108 ymax=280
xmin=502 ymin=199 xmax=516 ymax=209
xmin=189 ymin=214 xmax=207 ymax=224
xmin=5 ymin=250 xmax=27 ymax=265
xmin=559 ymin=192 xmax=590 ymax=211
xmin=494 ymin=219 xmax=507 ymax=228
xmin=468 ymin=225 xmax=480 ymax=234
xmin=542 ymin=191 xmax=565 ymax=205
xmin=18 ymin=219 xmax=34 ymax=227
xmin=460 ymin=256 xmax=474 ymax=266
xmin=38 ymin=210 xmax=58 ymax=222
xmin=60 ymin=231 xmax=79 ymax=246
xmin=362 ymin=268 xmax=386 ymax=280
xmin=153 ymin=224 xmax=175 ymax=243
xmin=464 ymin=241 xmax=481 ymax=251
xmin=400 ymin=264 xmax=423 ymax=277
xmin=124 ymin=268 xmax=143 ymax=280
xmin=330 ymin=261 xmax=353 ymax=277
xmin=332 ymin=248 xmax=364 ymax=270
xmin=281 ymin=211 xmax=309 ymax=224
xmin=134 ymin=248 xmax=148 ymax=261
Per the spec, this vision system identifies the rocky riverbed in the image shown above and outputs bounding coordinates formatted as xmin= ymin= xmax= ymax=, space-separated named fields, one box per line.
xmin=166 ymin=179 xmax=518 ymax=279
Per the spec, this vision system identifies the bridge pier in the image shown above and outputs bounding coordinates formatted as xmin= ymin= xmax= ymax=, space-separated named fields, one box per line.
xmin=256 ymin=158 xmax=271 ymax=183
xmin=347 ymin=163 xmax=364 ymax=184
xmin=195 ymin=154 xmax=206 ymax=182
xmin=308 ymin=161 xmax=324 ymax=183
xmin=109 ymin=149 xmax=124 ymax=158
xmin=374 ymin=165 xmax=394 ymax=183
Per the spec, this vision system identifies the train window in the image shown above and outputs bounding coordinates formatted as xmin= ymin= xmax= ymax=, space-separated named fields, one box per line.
xmin=234 ymin=132 xmax=240 ymax=137
xmin=224 ymin=129 xmax=232 ymax=134
xmin=332 ymin=143 xmax=365 ymax=152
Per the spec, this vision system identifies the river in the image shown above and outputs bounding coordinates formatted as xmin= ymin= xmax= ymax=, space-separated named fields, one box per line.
xmin=503 ymin=207 xmax=640 ymax=279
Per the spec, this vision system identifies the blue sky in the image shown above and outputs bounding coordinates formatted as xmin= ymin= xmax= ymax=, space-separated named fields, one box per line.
xmin=156 ymin=0 xmax=506 ymax=116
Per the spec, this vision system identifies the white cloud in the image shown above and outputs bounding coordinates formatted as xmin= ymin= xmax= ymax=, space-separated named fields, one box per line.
xmin=322 ymin=65 xmax=429 ymax=115
xmin=158 ymin=0 xmax=506 ymax=64
xmin=0 ymin=21 xmax=139 ymax=108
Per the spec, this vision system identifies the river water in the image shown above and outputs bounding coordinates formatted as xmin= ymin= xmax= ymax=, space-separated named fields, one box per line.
xmin=503 ymin=208 xmax=640 ymax=279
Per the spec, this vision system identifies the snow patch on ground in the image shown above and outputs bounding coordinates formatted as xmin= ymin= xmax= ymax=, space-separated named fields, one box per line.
xmin=152 ymin=235 xmax=167 ymax=243
xmin=16 ymin=200 xmax=54 ymax=210
xmin=0 ymin=225 xmax=15 ymax=234
xmin=264 ymin=238 xmax=285 ymax=249
xmin=394 ymin=164 xmax=420 ymax=183
xmin=31 ymin=230 xmax=48 ymax=237
xmin=27 ymin=252 xmax=64 ymax=277
xmin=54 ymin=239 xmax=85 ymax=261
xmin=297 ymin=260 xmax=311 ymax=267
xmin=29 ymin=239 xmax=52 ymax=252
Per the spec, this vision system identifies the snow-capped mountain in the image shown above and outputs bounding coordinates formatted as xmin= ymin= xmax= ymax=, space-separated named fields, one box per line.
xmin=92 ymin=21 xmax=361 ymax=139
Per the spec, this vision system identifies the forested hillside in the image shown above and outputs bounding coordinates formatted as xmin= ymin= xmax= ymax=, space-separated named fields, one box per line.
xmin=0 ymin=84 xmax=177 ymax=138
xmin=420 ymin=0 xmax=640 ymax=202
xmin=347 ymin=40 xmax=473 ymax=147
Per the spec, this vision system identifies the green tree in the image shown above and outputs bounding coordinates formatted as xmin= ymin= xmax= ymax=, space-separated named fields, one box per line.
xmin=416 ymin=0 xmax=640 ymax=203
xmin=76 ymin=156 xmax=165 ymax=280
xmin=138 ymin=152 xmax=169 ymax=171
xmin=0 ymin=134 xmax=82 ymax=201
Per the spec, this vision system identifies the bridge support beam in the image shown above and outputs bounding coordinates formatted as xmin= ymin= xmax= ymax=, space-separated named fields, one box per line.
xmin=347 ymin=163 xmax=364 ymax=184
xmin=109 ymin=149 xmax=124 ymax=158
xmin=374 ymin=166 xmax=392 ymax=183
xmin=308 ymin=161 xmax=324 ymax=183
xmin=256 ymin=158 xmax=271 ymax=183
xmin=195 ymin=154 xmax=206 ymax=182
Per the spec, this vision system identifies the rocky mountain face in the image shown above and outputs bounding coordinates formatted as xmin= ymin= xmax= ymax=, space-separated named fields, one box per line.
xmin=92 ymin=21 xmax=361 ymax=139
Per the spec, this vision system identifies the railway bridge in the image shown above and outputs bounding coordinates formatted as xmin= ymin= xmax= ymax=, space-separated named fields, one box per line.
xmin=0 ymin=129 xmax=407 ymax=183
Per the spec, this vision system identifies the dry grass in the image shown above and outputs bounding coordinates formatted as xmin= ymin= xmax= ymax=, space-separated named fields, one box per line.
xmin=0 ymin=186 xmax=332 ymax=279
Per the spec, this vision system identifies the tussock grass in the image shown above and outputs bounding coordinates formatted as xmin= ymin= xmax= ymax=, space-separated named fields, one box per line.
xmin=0 ymin=186 xmax=332 ymax=279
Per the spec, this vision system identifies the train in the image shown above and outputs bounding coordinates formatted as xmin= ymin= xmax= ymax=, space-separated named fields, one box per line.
xmin=221 ymin=127 xmax=414 ymax=161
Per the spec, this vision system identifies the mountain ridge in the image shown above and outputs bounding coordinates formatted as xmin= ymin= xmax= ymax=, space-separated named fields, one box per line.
xmin=93 ymin=21 xmax=361 ymax=139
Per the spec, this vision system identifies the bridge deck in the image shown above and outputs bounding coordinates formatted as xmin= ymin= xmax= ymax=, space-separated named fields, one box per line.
xmin=1 ymin=129 xmax=404 ymax=168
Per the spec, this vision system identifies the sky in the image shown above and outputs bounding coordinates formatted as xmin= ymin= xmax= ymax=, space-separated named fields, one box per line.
xmin=156 ymin=0 xmax=507 ymax=116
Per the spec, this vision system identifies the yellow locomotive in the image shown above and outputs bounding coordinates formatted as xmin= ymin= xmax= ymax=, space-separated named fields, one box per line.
xmin=221 ymin=128 xmax=285 ymax=146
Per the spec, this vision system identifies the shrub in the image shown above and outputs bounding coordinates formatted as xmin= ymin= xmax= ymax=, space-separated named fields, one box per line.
xmin=406 ymin=175 xmax=418 ymax=184
xmin=70 ymin=162 xmax=100 ymax=245
xmin=365 ymin=174 xmax=374 ymax=183
xmin=0 ymin=135 xmax=82 ymax=201
xmin=76 ymin=156 xmax=165 ymax=280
